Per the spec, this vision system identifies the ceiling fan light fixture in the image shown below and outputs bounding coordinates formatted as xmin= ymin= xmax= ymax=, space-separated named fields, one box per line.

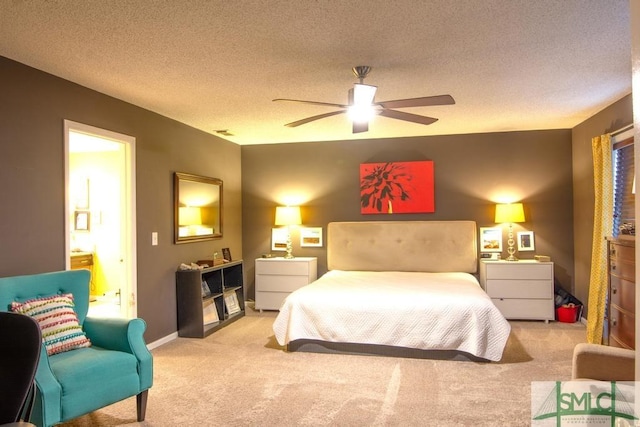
xmin=347 ymin=104 xmax=376 ymax=123
xmin=274 ymin=66 xmax=454 ymax=133
xmin=348 ymin=83 xmax=377 ymax=124
xmin=353 ymin=83 xmax=377 ymax=106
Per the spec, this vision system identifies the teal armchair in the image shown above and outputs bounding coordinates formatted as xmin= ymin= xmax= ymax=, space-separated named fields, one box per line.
xmin=0 ymin=269 xmax=153 ymax=427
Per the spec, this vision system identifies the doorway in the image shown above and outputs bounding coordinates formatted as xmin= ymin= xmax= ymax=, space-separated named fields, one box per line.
xmin=64 ymin=120 xmax=137 ymax=318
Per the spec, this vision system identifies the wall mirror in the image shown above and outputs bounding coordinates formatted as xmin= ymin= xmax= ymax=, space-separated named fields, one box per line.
xmin=174 ymin=172 xmax=223 ymax=243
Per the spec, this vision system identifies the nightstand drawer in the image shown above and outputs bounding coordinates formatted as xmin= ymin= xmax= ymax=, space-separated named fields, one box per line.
xmin=255 ymin=257 xmax=318 ymax=312
xmin=256 ymin=259 xmax=311 ymax=276
xmin=491 ymin=298 xmax=554 ymax=320
xmin=485 ymin=280 xmax=552 ymax=299
xmin=484 ymin=263 xmax=552 ymax=280
xmin=255 ymin=291 xmax=289 ymax=311
xmin=257 ymin=275 xmax=310 ymax=292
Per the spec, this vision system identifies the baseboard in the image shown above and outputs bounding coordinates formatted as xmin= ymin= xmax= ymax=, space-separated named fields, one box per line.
xmin=147 ymin=332 xmax=178 ymax=350
xmin=579 ymin=316 xmax=587 ymax=326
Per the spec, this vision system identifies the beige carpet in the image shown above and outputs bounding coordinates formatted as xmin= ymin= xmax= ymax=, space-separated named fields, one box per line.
xmin=60 ymin=306 xmax=587 ymax=426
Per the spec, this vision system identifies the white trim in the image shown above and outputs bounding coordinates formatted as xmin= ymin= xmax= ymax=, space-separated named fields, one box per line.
xmin=64 ymin=120 xmax=138 ymax=318
xmin=147 ymin=332 xmax=178 ymax=351
xmin=612 ymin=125 xmax=634 ymax=142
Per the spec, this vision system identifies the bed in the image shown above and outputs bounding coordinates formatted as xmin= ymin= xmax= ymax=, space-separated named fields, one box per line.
xmin=272 ymin=221 xmax=511 ymax=361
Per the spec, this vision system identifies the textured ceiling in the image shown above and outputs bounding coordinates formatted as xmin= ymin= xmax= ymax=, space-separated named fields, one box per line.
xmin=0 ymin=1 xmax=631 ymax=145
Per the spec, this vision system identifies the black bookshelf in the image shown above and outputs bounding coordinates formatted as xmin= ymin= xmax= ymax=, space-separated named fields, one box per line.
xmin=175 ymin=260 xmax=245 ymax=338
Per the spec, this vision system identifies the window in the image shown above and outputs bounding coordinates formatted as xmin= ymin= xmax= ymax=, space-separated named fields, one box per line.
xmin=612 ymin=136 xmax=634 ymax=236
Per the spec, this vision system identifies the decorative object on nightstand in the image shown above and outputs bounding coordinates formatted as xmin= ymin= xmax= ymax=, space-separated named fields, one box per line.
xmin=255 ymin=257 xmax=317 ymax=312
xmin=274 ymin=206 xmax=301 ymax=259
xmin=494 ymin=202 xmax=525 ymax=261
xmin=479 ymin=259 xmax=554 ymax=322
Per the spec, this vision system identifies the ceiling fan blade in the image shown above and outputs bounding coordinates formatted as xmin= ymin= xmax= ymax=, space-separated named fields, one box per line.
xmin=379 ymin=109 xmax=439 ymax=126
xmin=284 ymin=110 xmax=346 ymax=127
xmin=376 ymin=94 xmax=455 ymax=109
xmin=273 ymin=98 xmax=348 ymax=109
xmin=353 ymin=121 xmax=368 ymax=133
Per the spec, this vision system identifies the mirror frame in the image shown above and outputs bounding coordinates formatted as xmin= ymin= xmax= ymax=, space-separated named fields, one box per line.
xmin=174 ymin=172 xmax=223 ymax=244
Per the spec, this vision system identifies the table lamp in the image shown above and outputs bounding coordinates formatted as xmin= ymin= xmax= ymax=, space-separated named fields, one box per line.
xmin=495 ymin=202 xmax=525 ymax=261
xmin=275 ymin=206 xmax=301 ymax=259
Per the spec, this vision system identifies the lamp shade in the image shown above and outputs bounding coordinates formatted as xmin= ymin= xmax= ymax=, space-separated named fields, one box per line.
xmin=495 ymin=203 xmax=525 ymax=224
xmin=275 ymin=206 xmax=301 ymax=226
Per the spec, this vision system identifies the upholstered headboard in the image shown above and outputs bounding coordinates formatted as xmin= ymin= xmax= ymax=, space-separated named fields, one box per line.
xmin=327 ymin=221 xmax=478 ymax=273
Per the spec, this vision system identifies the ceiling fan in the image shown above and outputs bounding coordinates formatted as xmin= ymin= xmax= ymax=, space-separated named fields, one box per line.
xmin=273 ymin=66 xmax=455 ymax=133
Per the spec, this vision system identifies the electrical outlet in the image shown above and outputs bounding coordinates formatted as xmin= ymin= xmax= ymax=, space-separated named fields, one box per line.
xmin=152 ymin=232 xmax=158 ymax=246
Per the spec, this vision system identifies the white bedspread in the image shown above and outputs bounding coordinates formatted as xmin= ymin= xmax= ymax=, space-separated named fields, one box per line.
xmin=272 ymin=270 xmax=511 ymax=361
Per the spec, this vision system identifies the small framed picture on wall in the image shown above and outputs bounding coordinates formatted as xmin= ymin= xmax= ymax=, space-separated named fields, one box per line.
xmin=517 ymin=231 xmax=535 ymax=251
xmin=479 ymin=227 xmax=502 ymax=252
xmin=74 ymin=210 xmax=90 ymax=231
xmin=271 ymin=227 xmax=288 ymax=251
xmin=300 ymin=227 xmax=323 ymax=247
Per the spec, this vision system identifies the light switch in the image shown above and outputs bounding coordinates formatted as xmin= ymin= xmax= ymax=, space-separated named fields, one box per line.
xmin=151 ymin=232 xmax=158 ymax=246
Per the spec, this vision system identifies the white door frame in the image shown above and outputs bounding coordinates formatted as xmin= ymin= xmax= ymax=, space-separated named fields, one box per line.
xmin=64 ymin=120 xmax=138 ymax=317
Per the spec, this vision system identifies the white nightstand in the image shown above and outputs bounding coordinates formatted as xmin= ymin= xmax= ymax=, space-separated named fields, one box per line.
xmin=479 ymin=260 xmax=554 ymax=323
xmin=255 ymin=257 xmax=318 ymax=312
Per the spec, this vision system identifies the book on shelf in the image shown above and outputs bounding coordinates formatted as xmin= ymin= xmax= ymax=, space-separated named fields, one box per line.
xmin=224 ymin=290 xmax=241 ymax=315
xmin=202 ymin=298 xmax=219 ymax=325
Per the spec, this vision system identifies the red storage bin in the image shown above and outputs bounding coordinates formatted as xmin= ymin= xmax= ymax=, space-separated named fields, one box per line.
xmin=556 ymin=304 xmax=579 ymax=323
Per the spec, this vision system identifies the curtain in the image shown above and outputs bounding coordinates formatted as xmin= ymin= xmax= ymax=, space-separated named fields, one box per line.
xmin=586 ymin=134 xmax=613 ymax=344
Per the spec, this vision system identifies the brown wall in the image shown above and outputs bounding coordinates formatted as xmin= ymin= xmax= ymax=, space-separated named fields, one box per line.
xmin=572 ymin=94 xmax=634 ymax=317
xmin=241 ymin=130 xmax=575 ymax=299
xmin=0 ymin=56 xmax=243 ymax=342
xmin=1 ymin=52 xmax=633 ymax=343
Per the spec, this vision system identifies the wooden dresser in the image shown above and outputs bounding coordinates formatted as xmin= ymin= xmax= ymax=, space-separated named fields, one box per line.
xmin=607 ymin=236 xmax=635 ymax=349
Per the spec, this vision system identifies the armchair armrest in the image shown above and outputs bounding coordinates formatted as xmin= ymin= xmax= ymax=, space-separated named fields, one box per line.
xmin=83 ymin=317 xmax=153 ymax=390
xmin=34 ymin=345 xmax=62 ymax=425
xmin=572 ymin=343 xmax=635 ymax=381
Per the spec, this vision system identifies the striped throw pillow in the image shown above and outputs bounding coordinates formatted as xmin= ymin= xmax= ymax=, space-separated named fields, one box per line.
xmin=11 ymin=293 xmax=91 ymax=355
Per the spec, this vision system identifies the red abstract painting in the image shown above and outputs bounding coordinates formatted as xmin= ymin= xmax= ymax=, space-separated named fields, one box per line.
xmin=360 ymin=161 xmax=434 ymax=214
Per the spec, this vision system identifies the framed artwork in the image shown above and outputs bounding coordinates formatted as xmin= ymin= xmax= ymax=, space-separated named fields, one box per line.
xmin=360 ymin=161 xmax=434 ymax=214
xmin=74 ymin=210 xmax=90 ymax=231
xmin=72 ymin=178 xmax=90 ymax=209
xmin=479 ymin=227 xmax=502 ymax=252
xmin=224 ymin=291 xmax=241 ymax=315
xmin=174 ymin=172 xmax=223 ymax=244
xmin=222 ymin=247 xmax=232 ymax=261
xmin=300 ymin=227 xmax=323 ymax=247
xmin=517 ymin=231 xmax=535 ymax=251
xmin=201 ymin=280 xmax=211 ymax=297
xmin=271 ymin=227 xmax=288 ymax=251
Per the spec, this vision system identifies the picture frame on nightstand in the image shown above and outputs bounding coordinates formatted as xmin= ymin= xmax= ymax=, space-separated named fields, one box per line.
xmin=479 ymin=227 xmax=502 ymax=252
xmin=517 ymin=231 xmax=535 ymax=251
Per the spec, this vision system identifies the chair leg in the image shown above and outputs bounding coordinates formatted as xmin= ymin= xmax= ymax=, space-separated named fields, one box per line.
xmin=136 ymin=390 xmax=148 ymax=422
